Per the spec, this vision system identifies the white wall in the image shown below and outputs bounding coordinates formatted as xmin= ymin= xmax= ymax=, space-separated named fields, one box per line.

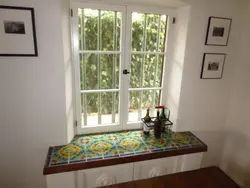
xmin=164 ymin=6 xmax=190 ymax=131
xmin=0 ymin=0 xmax=67 ymax=188
xmin=174 ymin=0 xmax=246 ymax=167
xmin=61 ymin=0 xmax=75 ymax=142
xmin=220 ymin=1 xmax=250 ymax=187
xmin=0 ymin=0 xmax=249 ymax=187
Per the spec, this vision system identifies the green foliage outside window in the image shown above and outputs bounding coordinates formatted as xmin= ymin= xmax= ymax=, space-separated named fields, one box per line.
xmin=78 ymin=9 xmax=167 ymax=116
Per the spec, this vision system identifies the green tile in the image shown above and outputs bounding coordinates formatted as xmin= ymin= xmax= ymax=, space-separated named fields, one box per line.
xmin=73 ymin=136 xmax=93 ymax=148
xmin=102 ymin=134 xmax=121 ymax=145
xmin=103 ymin=146 xmax=120 ymax=158
xmin=48 ymin=130 xmax=204 ymax=165
xmin=85 ymin=140 xmax=113 ymax=156
xmin=117 ymin=137 xmax=143 ymax=152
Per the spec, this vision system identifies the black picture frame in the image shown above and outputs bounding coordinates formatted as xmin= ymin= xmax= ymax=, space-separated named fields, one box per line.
xmin=200 ymin=53 xmax=226 ymax=79
xmin=205 ymin=17 xmax=232 ymax=46
xmin=0 ymin=6 xmax=38 ymax=57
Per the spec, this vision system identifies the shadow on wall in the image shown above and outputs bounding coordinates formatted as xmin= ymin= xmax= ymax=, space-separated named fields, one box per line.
xmin=191 ymin=130 xmax=226 ymax=167
xmin=220 ymin=131 xmax=250 ymax=187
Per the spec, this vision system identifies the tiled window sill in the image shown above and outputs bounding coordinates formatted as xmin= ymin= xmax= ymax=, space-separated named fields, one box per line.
xmin=43 ymin=130 xmax=207 ymax=175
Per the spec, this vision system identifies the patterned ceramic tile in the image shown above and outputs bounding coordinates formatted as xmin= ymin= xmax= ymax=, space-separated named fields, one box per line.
xmin=102 ymin=134 xmax=120 ymax=145
xmin=86 ymin=140 xmax=112 ymax=156
xmin=48 ymin=130 xmax=204 ymax=166
xmin=50 ymin=145 xmax=69 ymax=165
xmin=118 ymin=137 xmax=142 ymax=152
xmin=103 ymin=146 xmax=120 ymax=158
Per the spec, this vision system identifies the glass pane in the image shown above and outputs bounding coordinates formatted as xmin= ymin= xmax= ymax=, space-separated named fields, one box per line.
xmin=78 ymin=8 xmax=121 ymax=51
xmin=131 ymin=12 xmax=144 ymax=52
xmin=160 ymin=15 xmax=167 ymax=52
xmin=130 ymin=54 xmax=164 ymax=88
xmin=81 ymin=93 xmax=98 ymax=126
xmin=131 ymin=12 xmax=168 ymax=52
xmin=81 ymin=92 xmax=119 ymax=126
xmin=130 ymin=54 xmax=142 ymax=88
xmin=101 ymin=54 xmax=120 ymax=89
xmin=79 ymin=54 xmax=120 ymax=90
xmin=128 ymin=90 xmax=160 ymax=122
xmin=101 ymin=92 xmax=119 ymax=124
xmin=128 ymin=91 xmax=140 ymax=122
xmin=144 ymin=54 xmax=164 ymax=88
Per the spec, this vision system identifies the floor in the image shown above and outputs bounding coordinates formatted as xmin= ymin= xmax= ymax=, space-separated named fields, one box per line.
xmin=102 ymin=167 xmax=240 ymax=188
xmin=48 ymin=130 xmax=203 ymax=166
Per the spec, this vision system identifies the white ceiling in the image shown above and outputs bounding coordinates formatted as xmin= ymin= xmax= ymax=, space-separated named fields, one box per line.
xmin=88 ymin=0 xmax=188 ymax=8
xmin=124 ymin=0 xmax=188 ymax=7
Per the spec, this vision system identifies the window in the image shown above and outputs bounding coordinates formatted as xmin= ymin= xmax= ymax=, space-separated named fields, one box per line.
xmin=128 ymin=12 xmax=168 ymax=122
xmin=72 ymin=3 xmax=173 ymax=134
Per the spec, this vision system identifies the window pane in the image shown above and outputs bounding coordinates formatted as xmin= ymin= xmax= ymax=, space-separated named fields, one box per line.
xmin=130 ymin=54 xmax=164 ymax=88
xmin=81 ymin=92 xmax=119 ymax=126
xmin=101 ymin=92 xmax=119 ymax=124
xmin=78 ymin=8 xmax=121 ymax=51
xmin=131 ymin=13 xmax=167 ymax=52
xmin=128 ymin=90 xmax=161 ymax=122
xmin=81 ymin=93 xmax=98 ymax=126
xmin=79 ymin=54 xmax=120 ymax=90
xmin=131 ymin=12 xmax=144 ymax=52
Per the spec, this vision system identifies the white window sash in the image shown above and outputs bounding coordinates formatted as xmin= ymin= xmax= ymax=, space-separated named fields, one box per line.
xmin=71 ymin=2 xmax=175 ymax=134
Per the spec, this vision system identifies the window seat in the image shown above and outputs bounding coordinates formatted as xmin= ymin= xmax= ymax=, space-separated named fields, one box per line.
xmin=43 ymin=130 xmax=207 ymax=175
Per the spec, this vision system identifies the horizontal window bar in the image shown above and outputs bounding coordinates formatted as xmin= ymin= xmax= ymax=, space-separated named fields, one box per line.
xmin=131 ymin=51 xmax=166 ymax=55
xmin=79 ymin=50 xmax=121 ymax=54
xmin=128 ymin=87 xmax=162 ymax=91
xmin=81 ymin=89 xmax=120 ymax=94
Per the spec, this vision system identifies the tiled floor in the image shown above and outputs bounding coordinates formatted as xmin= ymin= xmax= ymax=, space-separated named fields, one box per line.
xmin=47 ymin=130 xmax=203 ymax=166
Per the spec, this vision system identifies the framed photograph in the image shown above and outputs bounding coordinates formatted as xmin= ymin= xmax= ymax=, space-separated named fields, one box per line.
xmin=200 ymin=53 xmax=226 ymax=79
xmin=0 ymin=6 xmax=38 ymax=56
xmin=205 ymin=17 xmax=232 ymax=46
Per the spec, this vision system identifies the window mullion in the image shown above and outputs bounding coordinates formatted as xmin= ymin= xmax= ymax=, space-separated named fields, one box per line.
xmin=112 ymin=12 xmax=118 ymax=123
xmin=120 ymin=7 xmax=132 ymax=127
xmin=153 ymin=15 xmax=161 ymax=107
xmin=138 ymin=14 xmax=147 ymax=121
xmin=97 ymin=10 xmax=102 ymax=124
xmin=81 ymin=9 xmax=88 ymax=126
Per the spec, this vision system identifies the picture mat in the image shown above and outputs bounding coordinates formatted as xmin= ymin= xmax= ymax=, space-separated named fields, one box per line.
xmin=206 ymin=18 xmax=231 ymax=45
xmin=202 ymin=54 xmax=225 ymax=79
xmin=0 ymin=8 xmax=35 ymax=54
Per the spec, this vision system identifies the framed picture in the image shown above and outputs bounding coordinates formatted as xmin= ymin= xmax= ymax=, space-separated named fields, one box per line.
xmin=205 ymin=17 xmax=232 ymax=46
xmin=0 ymin=6 xmax=38 ymax=56
xmin=200 ymin=53 xmax=226 ymax=79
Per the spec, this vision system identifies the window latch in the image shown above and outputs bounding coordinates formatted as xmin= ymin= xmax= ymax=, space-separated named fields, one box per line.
xmin=123 ymin=69 xmax=130 ymax=75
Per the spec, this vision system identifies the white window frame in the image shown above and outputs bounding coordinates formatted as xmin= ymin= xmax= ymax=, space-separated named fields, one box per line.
xmin=71 ymin=1 xmax=175 ymax=134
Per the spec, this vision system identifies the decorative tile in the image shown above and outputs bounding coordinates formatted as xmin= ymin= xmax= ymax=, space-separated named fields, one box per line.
xmin=47 ymin=130 xmax=204 ymax=165
xmin=117 ymin=130 xmax=132 ymax=137
xmin=102 ymin=134 xmax=120 ymax=145
xmin=74 ymin=136 xmax=93 ymax=148
xmin=86 ymin=140 xmax=113 ymax=156
xmin=50 ymin=146 xmax=69 ymax=166
xmin=134 ymin=145 xmax=150 ymax=154
xmin=118 ymin=137 xmax=142 ymax=152
xmin=103 ymin=146 xmax=120 ymax=158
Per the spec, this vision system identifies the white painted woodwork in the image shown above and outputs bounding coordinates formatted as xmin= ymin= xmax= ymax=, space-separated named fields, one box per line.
xmin=46 ymin=171 xmax=76 ymax=188
xmin=133 ymin=156 xmax=178 ymax=180
xmin=76 ymin=163 xmax=133 ymax=188
xmin=45 ymin=153 xmax=204 ymax=188
xmin=179 ymin=153 xmax=204 ymax=172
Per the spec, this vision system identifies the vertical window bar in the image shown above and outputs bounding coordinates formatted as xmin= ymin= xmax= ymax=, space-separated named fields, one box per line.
xmin=97 ymin=10 xmax=102 ymax=124
xmin=112 ymin=12 xmax=118 ymax=123
xmin=153 ymin=15 xmax=161 ymax=107
xmin=138 ymin=14 xmax=147 ymax=120
xmin=158 ymin=16 xmax=168 ymax=103
xmin=81 ymin=9 xmax=88 ymax=126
